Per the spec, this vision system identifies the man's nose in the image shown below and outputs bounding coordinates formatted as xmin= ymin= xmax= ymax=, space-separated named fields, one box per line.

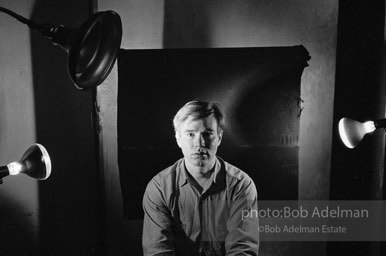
xmin=194 ymin=134 xmax=205 ymax=147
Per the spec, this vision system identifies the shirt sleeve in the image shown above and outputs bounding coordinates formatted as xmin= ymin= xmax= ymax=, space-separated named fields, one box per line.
xmin=225 ymin=176 xmax=259 ymax=256
xmin=142 ymin=178 xmax=175 ymax=256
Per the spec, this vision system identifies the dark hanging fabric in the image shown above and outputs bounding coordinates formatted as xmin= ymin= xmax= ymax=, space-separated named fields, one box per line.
xmin=117 ymin=46 xmax=310 ymax=219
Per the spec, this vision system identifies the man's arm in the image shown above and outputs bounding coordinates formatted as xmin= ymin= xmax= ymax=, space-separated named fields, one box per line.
xmin=225 ymin=177 xmax=259 ymax=256
xmin=142 ymin=178 xmax=175 ymax=256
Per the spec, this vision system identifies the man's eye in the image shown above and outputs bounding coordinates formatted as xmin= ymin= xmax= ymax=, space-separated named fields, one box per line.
xmin=187 ymin=133 xmax=195 ymax=137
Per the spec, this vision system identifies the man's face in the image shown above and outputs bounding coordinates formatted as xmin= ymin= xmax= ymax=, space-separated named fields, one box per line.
xmin=176 ymin=115 xmax=223 ymax=170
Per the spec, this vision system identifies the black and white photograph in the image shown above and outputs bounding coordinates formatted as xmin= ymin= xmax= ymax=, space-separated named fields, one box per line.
xmin=0 ymin=0 xmax=385 ymax=255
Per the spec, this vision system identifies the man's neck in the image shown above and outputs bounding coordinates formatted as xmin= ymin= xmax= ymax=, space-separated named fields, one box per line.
xmin=184 ymin=159 xmax=216 ymax=181
xmin=184 ymin=159 xmax=216 ymax=193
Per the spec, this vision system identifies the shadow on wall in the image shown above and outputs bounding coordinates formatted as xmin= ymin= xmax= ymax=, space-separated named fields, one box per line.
xmin=0 ymin=192 xmax=38 ymax=256
xmin=30 ymin=1 xmax=99 ymax=255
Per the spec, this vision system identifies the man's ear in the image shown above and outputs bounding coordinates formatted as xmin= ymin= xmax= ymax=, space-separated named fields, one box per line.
xmin=217 ymin=129 xmax=223 ymax=145
xmin=175 ymin=132 xmax=181 ymax=148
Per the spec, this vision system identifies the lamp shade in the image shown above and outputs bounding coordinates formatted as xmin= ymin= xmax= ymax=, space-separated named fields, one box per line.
xmin=0 ymin=7 xmax=122 ymax=90
xmin=49 ymin=11 xmax=123 ymax=90
xmin=338 ymin=118 xmax=376 ymax=148
xmin=0 ymin=144 xmax=52 ymax=181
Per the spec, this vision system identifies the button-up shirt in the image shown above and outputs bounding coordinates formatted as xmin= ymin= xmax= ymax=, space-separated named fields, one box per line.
xmin=142 ymin=157 xmax=259 ymax=256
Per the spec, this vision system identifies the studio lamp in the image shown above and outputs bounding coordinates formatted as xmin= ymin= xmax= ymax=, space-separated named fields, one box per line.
xmin=0 ymin=144 xmax=51 ymax=184
xmin=338 ymin=118 xmax=386 ymax=149
xmin=0 ymin=7 xmax=122 ymax=90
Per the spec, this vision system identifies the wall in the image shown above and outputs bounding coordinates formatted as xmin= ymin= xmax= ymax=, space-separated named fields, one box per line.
xmin=0 ymin=0 xmax=99 ymax=255
xmin=97 ymin=0 xmax=338 ymax=255
xmin=0 ymin=1 xmax=39 ymax=255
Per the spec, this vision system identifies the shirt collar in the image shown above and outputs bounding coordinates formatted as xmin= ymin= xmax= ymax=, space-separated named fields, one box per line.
xmin=178 ymin=157 xmax=222 ymax=187
xmin=178 ymin=159 xmax=188 ymax=187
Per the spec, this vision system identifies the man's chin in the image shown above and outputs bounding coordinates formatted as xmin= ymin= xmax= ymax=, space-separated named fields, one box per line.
xmin=188 ymin=158 xmax=213 ymax=168
xmin=191 ymin=160 xmax=206 ymax=167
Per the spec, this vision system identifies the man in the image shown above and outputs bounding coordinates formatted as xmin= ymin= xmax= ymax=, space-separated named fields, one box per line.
xmin=143 ymin=100 xmax=259 ymax=256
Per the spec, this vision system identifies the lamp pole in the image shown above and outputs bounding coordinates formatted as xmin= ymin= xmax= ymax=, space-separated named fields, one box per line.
xmin=0 ymin=165 xmax=9 ymax=184
xmin=0 ymin=7 xmax=58 ymax=38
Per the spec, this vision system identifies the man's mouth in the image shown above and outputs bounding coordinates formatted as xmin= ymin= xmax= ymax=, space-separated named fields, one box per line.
xmin=193 ymin=152 xmax=208 ymax=156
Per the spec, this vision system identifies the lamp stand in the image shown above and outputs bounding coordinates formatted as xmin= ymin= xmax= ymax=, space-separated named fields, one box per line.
xmin=0 ymin=165 xmax=9 ymax=184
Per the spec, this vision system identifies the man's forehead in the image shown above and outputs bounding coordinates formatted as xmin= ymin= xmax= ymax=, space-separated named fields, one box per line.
xmin=181 ymin=116 xmax=219 ymax=130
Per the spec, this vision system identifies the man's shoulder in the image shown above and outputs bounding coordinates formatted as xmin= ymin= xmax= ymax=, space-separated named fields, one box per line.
xmin=219 ymin=158 xmax=257 ymax=199
xmin=221 ymin=158 xmax=252 ymax=182
xmin=144 ymin=159 xmax=184 ymax=206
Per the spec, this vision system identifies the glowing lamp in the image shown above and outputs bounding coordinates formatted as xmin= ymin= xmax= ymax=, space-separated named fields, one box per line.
xmin=0 ymin=7 xmax=122 ymax=90
xmin=0 ymin=144 xmax=51 ymax=183
xmin=338 ymin=118 xmax=386 ymax=148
